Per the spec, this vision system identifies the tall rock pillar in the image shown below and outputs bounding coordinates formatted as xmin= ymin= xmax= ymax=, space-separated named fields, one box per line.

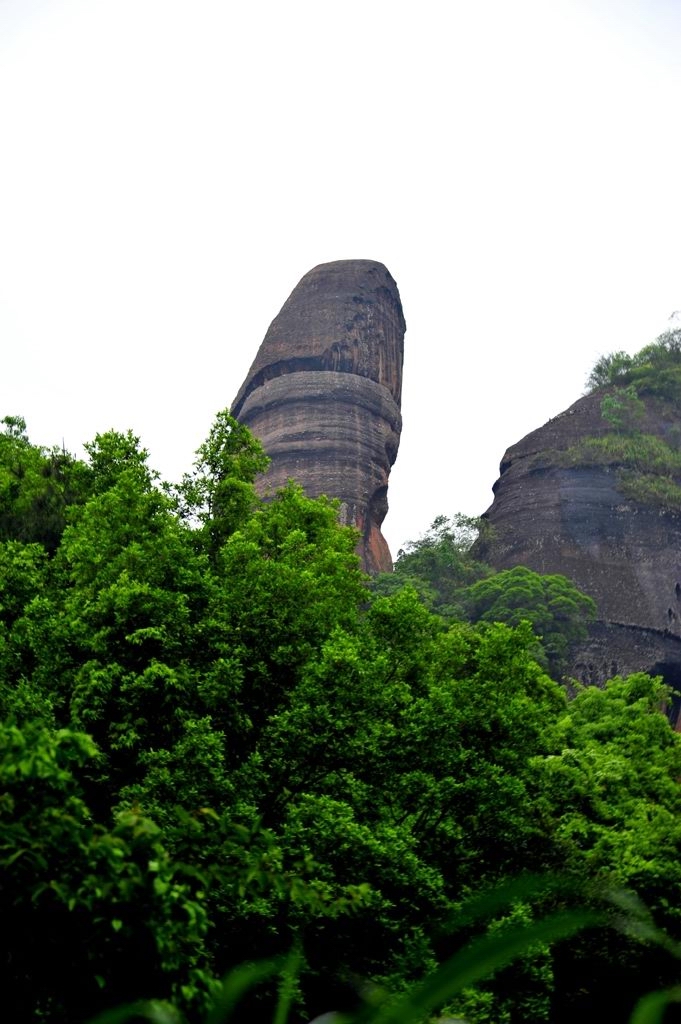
xmin=231 ymin=260 xmax=405 ymax=573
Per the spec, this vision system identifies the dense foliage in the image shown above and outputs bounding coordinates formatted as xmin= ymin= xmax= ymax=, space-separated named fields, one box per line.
xmin=373 ymin=518 xmax=596 ymax=676
xmin=2 ymin=414 xmax=681 ymax=1023
xmin=586 ymin=326 xmax=681 ymax=398
xmin=371 ymin=514 xmax=492 ymax=618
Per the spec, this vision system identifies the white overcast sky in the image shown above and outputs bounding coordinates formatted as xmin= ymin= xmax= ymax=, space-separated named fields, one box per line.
xmin=1 ymin=0 xmax=680 ymax=555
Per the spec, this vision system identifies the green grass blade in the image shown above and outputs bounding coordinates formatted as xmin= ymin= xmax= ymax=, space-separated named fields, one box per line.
xmin=87 ymin=1001 xmax=180 ymax=1024
xmin=629 ymin=987 xmax=681 ymax=1024
xmin=273 ymin=946 xmax=304 ymax=1024
xmin=205 ymin=958 xmax=285 ymax=1024
xmin=355 ymin=909 xmax=603 ymax=1024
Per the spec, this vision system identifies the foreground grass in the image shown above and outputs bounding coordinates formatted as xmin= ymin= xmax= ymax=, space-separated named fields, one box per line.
xmin=87 ymin=874 xmax=681 ymax=1024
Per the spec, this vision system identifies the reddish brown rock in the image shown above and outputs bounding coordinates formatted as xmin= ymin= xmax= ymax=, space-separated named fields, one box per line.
xmin=477 ymin=389 xmax=681 ymax=700
xmin=232 ymin=260 xmax=405 ymax=573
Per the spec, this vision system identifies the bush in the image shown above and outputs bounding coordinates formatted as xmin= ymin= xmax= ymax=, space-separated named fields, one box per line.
xmin=586 ymin=328 xmax=681 ymax=401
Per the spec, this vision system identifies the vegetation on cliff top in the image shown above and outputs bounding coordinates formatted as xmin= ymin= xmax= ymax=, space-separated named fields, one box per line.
xmin=2 ymin=413 xmax=681 ymax=1023
xmin=586 ymin=325 xmax=681 ymax=399
xmin=526 ymin=326 xmax=681 ymax=511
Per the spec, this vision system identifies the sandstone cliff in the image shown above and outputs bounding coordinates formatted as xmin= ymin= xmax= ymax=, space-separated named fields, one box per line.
xmin=477 ymin=388 xmax=681 ymax=700
xmin=232 ymin=260 xmax=405 ymax=573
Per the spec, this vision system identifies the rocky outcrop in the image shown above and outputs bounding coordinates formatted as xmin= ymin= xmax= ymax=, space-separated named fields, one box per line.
xmin=232 ymin=260 xmax=405 ymax=573
xmin=477 ymin=389 xmax=681 ymax=700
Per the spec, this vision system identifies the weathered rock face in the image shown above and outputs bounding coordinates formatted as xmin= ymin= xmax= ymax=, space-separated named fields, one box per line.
xmin=232 ymin=260 xmax=405 ymax=573
xmin=477 ymin=390 xmax=681 ymax=694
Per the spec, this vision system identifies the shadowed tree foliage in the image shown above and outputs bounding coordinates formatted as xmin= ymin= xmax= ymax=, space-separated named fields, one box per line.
xmin=371 ymin=514 xmax=492 ymax=618
xmin=374 ymin=518 xmax=596 ymax=677
xmin=0 ymin=415 xmax=91 ymax=552
xmin=463 ymin=565 xmax=597 ymax=677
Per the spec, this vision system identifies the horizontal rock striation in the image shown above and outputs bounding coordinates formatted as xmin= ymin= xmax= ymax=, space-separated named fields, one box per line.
xmin=232 ymin=260 xmax=405 ymax=573
xmin=477 ymin=389 xmax=681 ymax=695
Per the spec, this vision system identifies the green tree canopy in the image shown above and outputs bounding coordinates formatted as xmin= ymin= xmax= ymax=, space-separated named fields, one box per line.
xmin=1 ymin=411 xmax=681 ymax=1024
xmin=375 ymin=518 xmax=596 ymax=679
xmin=372 ymin=514 xmax=491 ymax=618
xmin=463 ymin=565 xmax=597 ymax=677
xmin=586 ymin=326 xmax=681 ymax=401
xmin=176 ymin=409 xmax=269 ymax=555
xmin=0 ymin=415 xmax=90 ymax=552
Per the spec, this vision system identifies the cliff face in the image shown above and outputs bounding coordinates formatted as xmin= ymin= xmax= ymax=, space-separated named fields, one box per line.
xmin=232 ymin=260 xmax=405 ymax=573
xmin=478 ymin=389 xmax=681 ymax=692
